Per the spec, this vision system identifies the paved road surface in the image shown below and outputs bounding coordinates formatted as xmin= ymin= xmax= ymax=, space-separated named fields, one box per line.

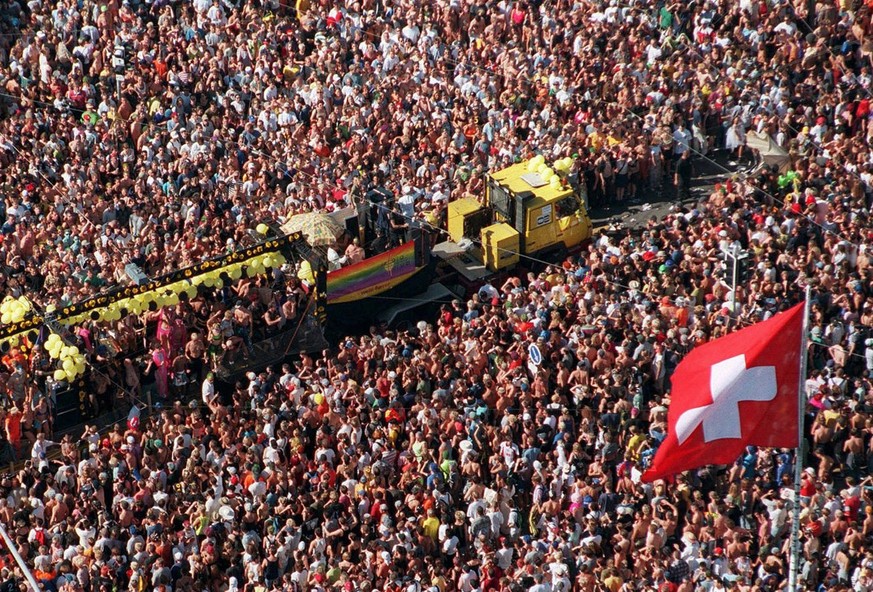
xmin=588 ymin=150 xmax=751 ymax=231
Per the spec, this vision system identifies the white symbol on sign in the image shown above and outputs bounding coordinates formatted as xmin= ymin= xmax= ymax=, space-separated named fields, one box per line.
xmin=528 ymin=344 xmax=542 ymax=366
xmin=674 ymin=354 xmax=777 ymax=445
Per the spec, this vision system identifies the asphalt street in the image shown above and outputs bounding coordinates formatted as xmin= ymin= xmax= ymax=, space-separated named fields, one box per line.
xmin=588 ymin=150 xmax=750 ymax=231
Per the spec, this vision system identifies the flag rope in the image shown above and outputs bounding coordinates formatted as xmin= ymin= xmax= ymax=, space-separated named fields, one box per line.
xmin=0 ymin=522 xmax=40 ymax=591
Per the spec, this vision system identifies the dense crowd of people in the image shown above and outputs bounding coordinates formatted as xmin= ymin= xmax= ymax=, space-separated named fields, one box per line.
xmin=0 ymin=0 xmax=872 ymax=589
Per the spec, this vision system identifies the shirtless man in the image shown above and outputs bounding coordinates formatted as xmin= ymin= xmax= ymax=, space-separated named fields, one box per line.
xmin=812 ymin=414 xmax=835 ymax=481
xmin=185 ymin=332 xmax=207 ymax=383
xmin=232 ymin=301 xmax=254 ymax=355
xmin=844 ymin=428 xmax=865 ymax=475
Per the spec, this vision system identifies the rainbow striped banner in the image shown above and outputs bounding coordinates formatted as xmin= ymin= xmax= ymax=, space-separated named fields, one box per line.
xmin=327 ymin=240 xmax=420 ymax=304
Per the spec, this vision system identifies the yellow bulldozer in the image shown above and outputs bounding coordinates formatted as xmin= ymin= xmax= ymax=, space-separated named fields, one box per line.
xmin=434 ymin=156 xmax=593 ymax=288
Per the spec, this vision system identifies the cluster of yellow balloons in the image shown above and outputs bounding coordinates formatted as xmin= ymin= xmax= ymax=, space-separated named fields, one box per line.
xmin=527 ymin=160 xmax=556 ymax=183
xmin=238 ymin=252 xmax=287 ymax=279
xmin=0 ymin=296 xmax=31 ymax=325
xmin=0 ymin=249 xmax=291 ymax=359
xmin=0 ymin=335 xmax=21 ymax=351
xmin=553 ymin=157 xmax=575 ymax=173
xmin=46 ymin=334 xmax=87 ymax=381
xmin=54 ymin=252 xmax=289 ymax=328
xmin=297 ymin=260 xmax=315 ymax=284
xmin=526 ymin=154 xmax=547 ymax=172
xmin=524 ymin=155 xmax=576 ymax=191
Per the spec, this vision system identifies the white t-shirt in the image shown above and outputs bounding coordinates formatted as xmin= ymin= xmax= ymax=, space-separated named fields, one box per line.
xmin=202 ymin=379 xmax=216 ymax=405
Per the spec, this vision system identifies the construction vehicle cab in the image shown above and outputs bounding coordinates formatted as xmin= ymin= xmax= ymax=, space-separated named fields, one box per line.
xmin=437 ymin=158 xmax=592 ymax=286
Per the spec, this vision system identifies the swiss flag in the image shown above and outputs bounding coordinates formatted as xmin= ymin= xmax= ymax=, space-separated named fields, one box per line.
xmin=642 ymin=303 xmax=804 ymax=482
xmin=127 ymin=405 xmax=141 ymax=432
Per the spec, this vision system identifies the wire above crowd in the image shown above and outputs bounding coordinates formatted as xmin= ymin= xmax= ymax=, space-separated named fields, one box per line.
xmin=0 ymin=0 xmax=873 ymax=590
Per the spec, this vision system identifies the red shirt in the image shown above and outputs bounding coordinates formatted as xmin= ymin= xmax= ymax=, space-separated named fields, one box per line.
xmin=800 ymin=474 xmax=816 ymax=498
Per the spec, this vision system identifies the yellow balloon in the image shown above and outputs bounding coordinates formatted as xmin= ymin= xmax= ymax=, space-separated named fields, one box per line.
xmin=0 ymin=313 xmax=9 ymax=325
xmin=62 ymin=359 xmax=75 ymax=374
xmin=54 ymin=369 xmax=66 ymax=381
xmin=229 ymin=266 xmax=242 ymax=280
xmin=256 ymin=223 xmax=269 ymax=235
xmin=298 ymin=260 xmax=314 ymax=283
xmin=186 ymin=287 xmax=198 ymax=299
xmin=313 ymin=393 xmax=324 ymax=405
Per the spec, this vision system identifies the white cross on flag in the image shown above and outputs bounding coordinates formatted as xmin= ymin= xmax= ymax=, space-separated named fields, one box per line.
xmin=642 ymin=303 xmax=804 ymax=482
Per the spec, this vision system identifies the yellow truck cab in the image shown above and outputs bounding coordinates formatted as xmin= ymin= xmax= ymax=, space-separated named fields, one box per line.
xmin=436 ymin=159 xmax=592 ymax=283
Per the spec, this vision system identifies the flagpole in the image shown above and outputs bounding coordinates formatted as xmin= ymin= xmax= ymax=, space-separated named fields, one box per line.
xmin=788 ymin=284 xmax=811 ymax=591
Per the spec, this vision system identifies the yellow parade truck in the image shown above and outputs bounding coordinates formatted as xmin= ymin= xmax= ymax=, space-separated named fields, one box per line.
xmin=433 ymin=156 xmax=592 ymax=289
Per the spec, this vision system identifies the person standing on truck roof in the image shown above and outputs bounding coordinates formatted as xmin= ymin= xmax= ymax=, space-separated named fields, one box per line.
xmin=389 ymin=204 xmax=410 ymax=247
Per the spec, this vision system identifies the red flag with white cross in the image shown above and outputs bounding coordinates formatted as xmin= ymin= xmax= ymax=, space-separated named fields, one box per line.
xmin=642 ymin=303 xmax=804 ymax=482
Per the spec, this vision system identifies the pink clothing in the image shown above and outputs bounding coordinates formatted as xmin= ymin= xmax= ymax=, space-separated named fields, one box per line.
xmin=152 ymin=347 xmax=169 ymax=398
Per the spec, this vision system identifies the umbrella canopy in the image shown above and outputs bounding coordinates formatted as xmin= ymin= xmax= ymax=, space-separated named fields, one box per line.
xmin=280 ymin=212 xmax=344 ymax=246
